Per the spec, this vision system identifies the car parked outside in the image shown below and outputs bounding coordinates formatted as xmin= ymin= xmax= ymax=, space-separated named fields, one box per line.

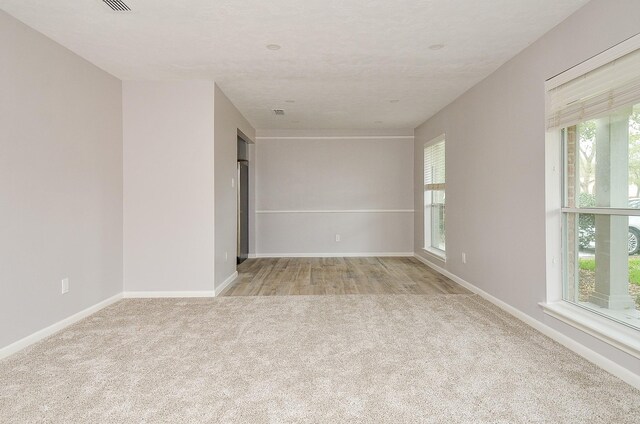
xmin=628 ymin=198 xmax=640 ymax=255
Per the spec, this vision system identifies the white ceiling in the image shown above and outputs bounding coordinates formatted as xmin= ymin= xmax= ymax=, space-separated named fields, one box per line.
xmin=0 ymin=0 xmax=589 ymax=130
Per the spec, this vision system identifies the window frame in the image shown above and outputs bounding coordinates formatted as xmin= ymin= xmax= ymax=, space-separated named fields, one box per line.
xmin=423 ymin=134 xmax=446 ymax=261
xmin=543 ymin=34 xmax=640 ymax=359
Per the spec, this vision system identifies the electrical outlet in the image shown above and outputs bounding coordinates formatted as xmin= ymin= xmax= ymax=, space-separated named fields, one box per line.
xmin=61 ymin=278 xmax=69 ymax=294
xmin=225 ymin=251 xmax=228 ymax=262
xmin=231 ymin=178 xmax=235 ymax=188
xmin=462 ymin=253 xmax=467 ymax=264
xmin=335 ymin=234 xmax=341 ymax=242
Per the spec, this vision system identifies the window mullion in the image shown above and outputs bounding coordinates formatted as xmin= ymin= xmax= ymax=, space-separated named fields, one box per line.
xmin=562 ymin=207 xmax=640 ymax=216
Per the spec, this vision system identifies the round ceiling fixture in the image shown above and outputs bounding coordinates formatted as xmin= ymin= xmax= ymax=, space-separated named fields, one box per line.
xmin=429 ymin=44 xmax=445 ymax=50
xmin=266 ymin=44 xmax=281 ymax=50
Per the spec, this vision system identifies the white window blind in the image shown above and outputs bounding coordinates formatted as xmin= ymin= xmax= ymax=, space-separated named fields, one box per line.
xmin=424 ymin=140 xmax=445 ymax=191
xmin=546 ymin=47 xmax=640 ymax=130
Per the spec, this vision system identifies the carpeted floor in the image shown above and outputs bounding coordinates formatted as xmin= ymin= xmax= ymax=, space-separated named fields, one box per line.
xmin=1 ymin=294 xmax=639 ymax=423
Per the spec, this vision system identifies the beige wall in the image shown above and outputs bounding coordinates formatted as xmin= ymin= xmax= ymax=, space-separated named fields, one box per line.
xmin=414 ymin=0 xmax=640 ymax=376
xmin=122 ymin=83 xmax=254 ymax=293
xmin=255 ymin=130 xmax=414 ymax=255
xmin=123 ymin=81 xmax=215 ymax=293
xmin=213 ymin=85 xmax=255 ymax=288
xmin=0 ymin=11 xmax=123 ymax=348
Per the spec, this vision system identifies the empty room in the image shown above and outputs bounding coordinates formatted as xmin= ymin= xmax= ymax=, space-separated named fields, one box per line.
xmin=2 ymin=0 xmax=640 ymax=422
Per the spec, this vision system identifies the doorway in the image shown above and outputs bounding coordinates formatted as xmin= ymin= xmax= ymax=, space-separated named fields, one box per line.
xmin=237 ymin=136 xmax=249 ymax=264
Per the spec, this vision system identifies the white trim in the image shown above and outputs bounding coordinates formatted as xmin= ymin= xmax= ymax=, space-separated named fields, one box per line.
xmin=422 ymin=247 xmax=446 ymax=262
xmin=540 ymin=301 xmax=640 ymax=359
xmin=424 ymin=133 xmax=446 ymax=148
xmin=562 ymin=207 xmax=640 ymax=216
xmin=545 ymin=129 xmax=563 ymax=303
xmin=123 ymin=291 xmax=215 ymax=298
xmin=0 ymin=293 xmax=123 ymax=360
xmin=413 ymin=253 xmax=640 ymax=390
xmin=254 ymin=252 xmax=414 ymax=258
xmin=215 ymin=271 xmax=239 ymax=296
xmin=256 ymin=209 xmax=414 ymax=214
xmin=546 ymin=32 xmax=640 ymax=90
xmin=248 ymin=253 xmax=257 ymax=259
xmin=256 ymin=136 xmax=414 ymax=140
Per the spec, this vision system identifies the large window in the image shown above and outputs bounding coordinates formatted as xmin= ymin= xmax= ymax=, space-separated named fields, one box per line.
xmin=560 ymin=110 xmax=640 ymax=330
xmin=424 ymin=135 xmax=446 ymax=257
xmin=546 ymin=39 xmax=640 ymax=350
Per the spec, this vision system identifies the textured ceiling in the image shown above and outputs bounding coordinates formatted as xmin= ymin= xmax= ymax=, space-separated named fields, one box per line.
xmin=0 ymin=0 xmax=589 ymax=129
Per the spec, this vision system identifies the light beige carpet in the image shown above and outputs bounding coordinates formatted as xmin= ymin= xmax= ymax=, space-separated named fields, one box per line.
xmin=1 ymin=294 xmax=639 ymax=423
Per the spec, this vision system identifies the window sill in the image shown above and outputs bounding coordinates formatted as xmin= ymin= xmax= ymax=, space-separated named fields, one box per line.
xmin=422 ymin=247 xmax=446 ymax=262
xmin=540 ymin=301 xmax=640 ymax=359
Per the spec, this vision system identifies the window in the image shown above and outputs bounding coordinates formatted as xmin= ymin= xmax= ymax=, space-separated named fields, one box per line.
xmin=424 ymin=135 xmax=446 ymax=258
xmin=545 ymin=37 xmax=640 ymax=356
xmin=560 ymin=111 xmax=640 ymax=330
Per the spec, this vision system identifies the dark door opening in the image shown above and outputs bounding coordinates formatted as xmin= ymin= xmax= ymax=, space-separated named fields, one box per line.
xmin=237 ymin=136 xmax=249 ymax=264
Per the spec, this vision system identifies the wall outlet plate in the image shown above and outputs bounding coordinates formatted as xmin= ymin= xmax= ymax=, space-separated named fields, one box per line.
xmin=61 ymin=278 xmax=69 ymax=294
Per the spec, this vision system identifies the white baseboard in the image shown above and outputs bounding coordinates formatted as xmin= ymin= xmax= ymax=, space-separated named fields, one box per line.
xmin=248 ymin=253 xmax=257 ymax=259
xmin=215 ymin=271 xmax=239 ymax=296
xmin=0 ymin=293 xmax=123 ymax=360
xmin=413 ymin=253 xmax=640 ymax=390
xmin=123 ymin=291 xmax=215 ymax=298
xmin=254 ymin=252 xmax=414 ymax=258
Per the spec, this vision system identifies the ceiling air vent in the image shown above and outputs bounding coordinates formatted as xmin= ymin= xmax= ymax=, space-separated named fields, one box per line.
xmin=102 ymin=0 xmax=131 ymax=11
xmin=273 ymin=109 xmax=285 ymax=116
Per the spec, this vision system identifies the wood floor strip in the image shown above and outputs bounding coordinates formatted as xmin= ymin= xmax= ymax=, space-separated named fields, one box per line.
xmin=222 ymin=257 xmax=469 ymax=296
